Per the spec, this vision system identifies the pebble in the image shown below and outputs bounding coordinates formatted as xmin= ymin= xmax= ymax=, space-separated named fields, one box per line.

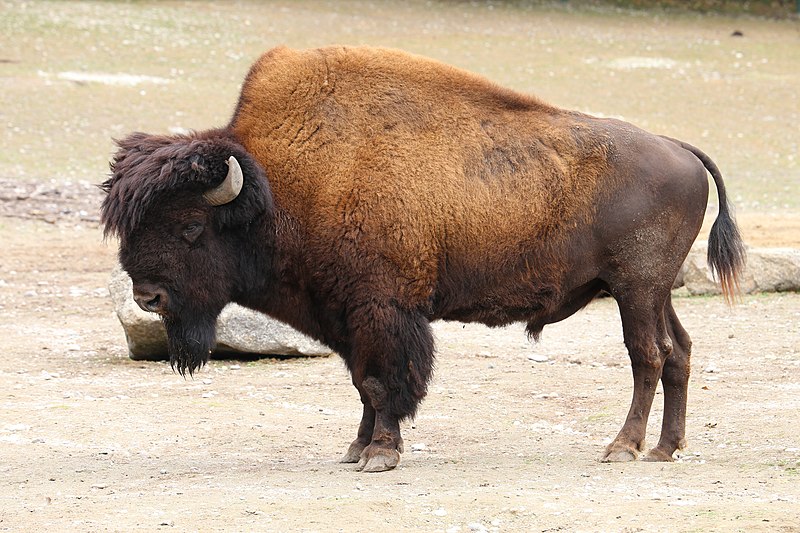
xmin=468 ymin=523 xmax=488 ymax=533
xmin=703 ymin=363 xmax=719 ymax=373
xmin=411 ymin=443 xmax=428 ymax=452
xmin=528 ymin=354 xmax=550 ymax=363
xmin=432 ymin=508 xmax=447 ymax=516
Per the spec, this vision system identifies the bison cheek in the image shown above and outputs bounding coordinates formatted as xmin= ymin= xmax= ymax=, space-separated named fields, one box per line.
xmin=162 ymin=312 xmax=218 ymax=377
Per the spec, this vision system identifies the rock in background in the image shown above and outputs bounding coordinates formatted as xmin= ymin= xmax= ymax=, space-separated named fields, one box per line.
xmin=679 ymin=243 xmax=800 ymax=296
xmin=109 ymin=265 xmax=332 ymax=361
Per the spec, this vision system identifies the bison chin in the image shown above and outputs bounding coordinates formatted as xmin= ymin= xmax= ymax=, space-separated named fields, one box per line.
xmin=162 ymin=312 xmax=219 ymax=377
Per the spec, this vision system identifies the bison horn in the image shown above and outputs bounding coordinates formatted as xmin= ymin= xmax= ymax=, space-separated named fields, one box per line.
xmin=203 ymin=156 xmax=243 ymax=206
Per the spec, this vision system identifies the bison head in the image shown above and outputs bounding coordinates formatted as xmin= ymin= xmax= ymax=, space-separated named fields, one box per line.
xmin=101 ymin=130 xmax=274 ymax=376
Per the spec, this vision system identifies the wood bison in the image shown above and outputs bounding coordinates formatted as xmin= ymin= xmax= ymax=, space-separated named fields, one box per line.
xmin=101 ymin=46 xmax=745 ymax=472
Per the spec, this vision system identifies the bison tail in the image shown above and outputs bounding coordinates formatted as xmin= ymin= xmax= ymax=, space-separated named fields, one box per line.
xmin=662 ymin=136 xmax=747 ymax=303
xmin=685 ymin=141 xmax=746 ymax=303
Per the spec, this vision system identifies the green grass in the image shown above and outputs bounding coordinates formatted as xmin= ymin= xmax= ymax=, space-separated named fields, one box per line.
xmin=1 ymin=0 xmax=798 ymax=211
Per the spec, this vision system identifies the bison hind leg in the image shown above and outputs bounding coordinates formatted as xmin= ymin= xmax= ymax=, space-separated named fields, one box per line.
xmin=602 ymin=285 xmax=674 ymax=463
xmin=643 ymin=295 xmax=692 ymax=462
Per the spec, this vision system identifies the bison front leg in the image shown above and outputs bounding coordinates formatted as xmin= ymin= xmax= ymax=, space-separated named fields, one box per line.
xmin=342 ymin=304 xmax=434 ymax=472
xmin=340 ymin=401 xmax=376 ymax=464
xmin=355 ymin=377 xmax=405 ymax=472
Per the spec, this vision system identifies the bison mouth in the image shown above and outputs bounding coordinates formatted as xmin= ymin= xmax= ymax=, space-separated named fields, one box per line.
xmin=162 ymin=311 xmax=219 ymax=377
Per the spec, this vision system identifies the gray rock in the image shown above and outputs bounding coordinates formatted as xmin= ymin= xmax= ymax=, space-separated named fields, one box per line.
xmin=109 ymin=265 xmax=332 ymax=361
xmin=680 ymin=243 xmax=800 ymax=296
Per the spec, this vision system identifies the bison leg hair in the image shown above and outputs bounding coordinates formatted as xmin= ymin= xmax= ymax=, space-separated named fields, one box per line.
xmin=643 ymin=295 xmax=692 ymax=462
xmin=602 ymin=290 xmax=674 ymax=463
xmin=341 ymin=304 xmax=434 ymax=472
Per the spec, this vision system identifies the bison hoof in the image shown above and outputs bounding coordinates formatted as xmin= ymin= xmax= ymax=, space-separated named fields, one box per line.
xmin=357 ymin=445 xmax=401 ymax=473
xmin=341 ymin=441 xmax=368 ymax=464
xmin=643 ymin=447 xmax=676 ymax=462
xmin=601 ymin=445 xmax=639 ymax=463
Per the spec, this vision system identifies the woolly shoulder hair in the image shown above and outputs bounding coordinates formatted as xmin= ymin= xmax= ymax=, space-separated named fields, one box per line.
xmin=100 ymin=129 xmax=273 ymax=240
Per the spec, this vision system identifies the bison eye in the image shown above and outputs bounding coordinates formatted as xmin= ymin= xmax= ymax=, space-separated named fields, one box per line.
xmin=181 ymin=222 xmax=204 ymax=243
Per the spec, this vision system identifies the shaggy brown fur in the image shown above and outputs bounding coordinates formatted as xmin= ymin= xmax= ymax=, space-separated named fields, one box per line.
xmin=101 ymin=46 xmax=745 ymax=472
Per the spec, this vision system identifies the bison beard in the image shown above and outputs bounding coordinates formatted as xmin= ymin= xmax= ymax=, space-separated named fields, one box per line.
xmin=162 ymin=311 xmax=218 ymax=377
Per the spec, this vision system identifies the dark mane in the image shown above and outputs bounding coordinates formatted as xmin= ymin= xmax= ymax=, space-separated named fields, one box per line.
xmin=100 ymin=129 xmax=270 ymax=240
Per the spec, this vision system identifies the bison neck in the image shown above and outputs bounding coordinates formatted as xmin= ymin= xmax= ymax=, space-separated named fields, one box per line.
xmin=230 ymin=208 xmax=344 ymax=353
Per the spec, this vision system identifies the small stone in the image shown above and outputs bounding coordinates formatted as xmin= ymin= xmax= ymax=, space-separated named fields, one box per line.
xmin=411 ymin=443 xmax=428 ymax=452
xmin=703 ymin=363 xmax=719 ymax=373
xmin=527 ymin=354 xmax=550 ymax=363
xmin=468 ymin=523 xmax=488 ymax=532
xmin=432 ymin=508 xmax=447 ymax=516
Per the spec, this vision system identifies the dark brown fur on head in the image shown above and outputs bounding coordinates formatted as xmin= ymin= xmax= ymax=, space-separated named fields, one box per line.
xmin=100 ymin=129 xmax=275 ymax=376
xmin=100 ymin=129 xmax=274 ymax=243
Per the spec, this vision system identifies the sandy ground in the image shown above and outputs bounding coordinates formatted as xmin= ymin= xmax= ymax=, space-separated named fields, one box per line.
xmin=1 ymin=182 xmax=799 ymax=532
xmin=1 ymin=3 xmax=799 ymax=529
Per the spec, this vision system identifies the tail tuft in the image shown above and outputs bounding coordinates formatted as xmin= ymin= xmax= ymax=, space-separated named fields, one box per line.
xmin=707 ymin=202 xmax=746 ymax=304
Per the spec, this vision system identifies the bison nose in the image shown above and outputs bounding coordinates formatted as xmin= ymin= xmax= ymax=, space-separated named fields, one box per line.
xmin=133 ymin=284 xmax=169 ymax=314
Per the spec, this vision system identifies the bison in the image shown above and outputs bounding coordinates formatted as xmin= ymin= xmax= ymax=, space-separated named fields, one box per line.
xmin=101 ymin=46 xmax=745 ymax=472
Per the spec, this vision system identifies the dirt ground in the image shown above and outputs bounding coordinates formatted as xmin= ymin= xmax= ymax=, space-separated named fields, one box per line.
xmin=1 ymin=182 xmax=799 ymax=533
xmin=2 ymin=1 xmax=800 ymax=530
